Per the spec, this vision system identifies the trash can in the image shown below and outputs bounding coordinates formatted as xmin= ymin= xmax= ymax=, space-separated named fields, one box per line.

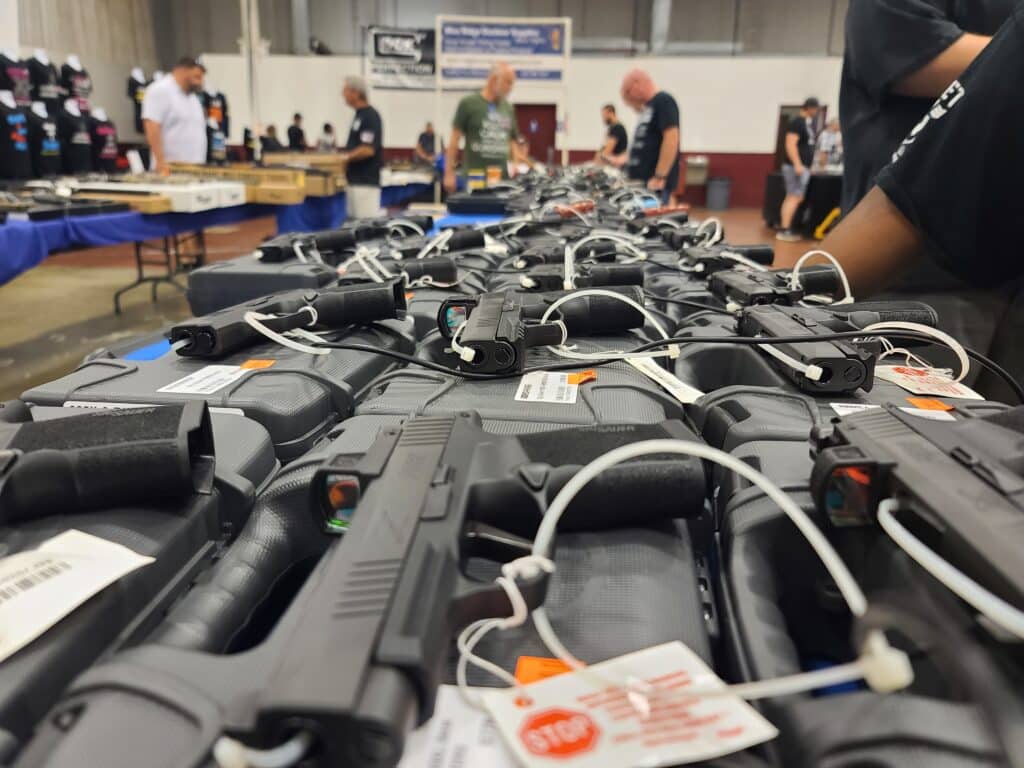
xmin=706 ymin=177 xmax=732 ymax=211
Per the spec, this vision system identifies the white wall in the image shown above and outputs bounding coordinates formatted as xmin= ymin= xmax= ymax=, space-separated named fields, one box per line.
xmin=203 ymin=53 xmax=842 ymax=154
xmin=0 ymin=0 xmax=18 ymax=49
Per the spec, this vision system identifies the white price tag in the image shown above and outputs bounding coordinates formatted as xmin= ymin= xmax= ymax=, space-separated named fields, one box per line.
xmin=830 ymin=403 xmax=881 ymax=417
xmin=399 ymin=686 xmax=518 ymax=768
xmin=515 ymin=372 xmax=578 ymax=404
xmin=0 ymin=530 xmax=154 ymax=663
xmin=627 ymin=358 xmax=704 ymax=404
xmin=479 ymin=643 xmax=777 ymax=768
xmin=157 ymin=365 xmax=249 ymax=395
xmin=875 ymin=366 xmax=982 ymax=400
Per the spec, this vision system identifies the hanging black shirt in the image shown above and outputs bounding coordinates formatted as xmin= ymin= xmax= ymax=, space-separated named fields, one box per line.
xmin=840 ymin=0 xmax=1014 ymax=213
xmin=607 ymin=122 xmax=628 ymax=154
xmin=28 ymin=59 xmax=63 ymax=113
xmin=207 ymin=124 xmax=227 ymax=164
xmin=88 ymin=115 xmax=119 ymax=173
xmin=60 ymin=64 xmax=93 ymax=113
xmin=876 ymin=7 xmax=1024 ymax=288
xmin=0 ymin=103 xmax=32 ymax=179
xmin=627 ymin=91 xmax=680 ymax=191
xmin=0 ymin=55 xmax=32 ymax=108
xmin=201 ymin=91 xmax=229 ymax=135
xmin=127 ymin=74 xmax=148 ymax=133
xmin=344 ymin=105 xmax=383 ymax=186
xmin=57 ymin=108 xmax=93 ymax=174
xmin=287 ymin=124 xmax=306 ymax=150
xmin=26 ymin=109 xmax=61 ymax=177
xmin=783 ymin=115 xmax=816 ymax=168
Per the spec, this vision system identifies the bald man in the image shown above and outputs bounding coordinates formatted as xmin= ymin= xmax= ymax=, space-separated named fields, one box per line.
xmin=620 ymin=68 xmax=680 ymax=202
xmin=444 ymin=62 xmax=526 ymax=193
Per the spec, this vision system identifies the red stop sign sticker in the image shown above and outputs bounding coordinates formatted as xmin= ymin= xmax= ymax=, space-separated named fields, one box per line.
xmin=519 ymin=708 xmax=600 ymax=758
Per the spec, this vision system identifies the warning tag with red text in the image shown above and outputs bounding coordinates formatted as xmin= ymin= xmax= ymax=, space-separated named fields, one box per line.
xmin=479 ymin=642 xmax=777 ymax=767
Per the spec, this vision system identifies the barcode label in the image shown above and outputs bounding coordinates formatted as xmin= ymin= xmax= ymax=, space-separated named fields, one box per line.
xmin=0 ymin=560 xmax=71 ymax=605
xmin=0 ymin=530 xmax=154 ymax=664
xmin=515 ymin=372 xmax=578 ymax=404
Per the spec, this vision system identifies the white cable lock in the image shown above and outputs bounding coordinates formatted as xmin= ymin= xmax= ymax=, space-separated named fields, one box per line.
xmin=538 ymin=289 xmax=679 ymax=361
xmin=243 ymin=309 xmax=330 ymax=356
xmin=213 ymin=732 xmax=313 ymax=768
xmin=758 ymin=340 xmax=824 ymax=382
xmin=863 ymin=321 xmax=970 ymax=382
xmin=449 ymin=320 xmax=476 ymax=363
xmin=877 ymin=498 xmax=1024 ymax=640
xmin=789 ymin=250 xmax=854 ymax=305
xmin=414 ymin=228 xmax=454 ymax=260
xmin=695 ymin=217 xmax=724 ymax=246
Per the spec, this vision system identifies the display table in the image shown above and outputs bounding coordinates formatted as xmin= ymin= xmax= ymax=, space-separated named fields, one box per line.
xmin=0 ymin=180 xmax=436 ymax=286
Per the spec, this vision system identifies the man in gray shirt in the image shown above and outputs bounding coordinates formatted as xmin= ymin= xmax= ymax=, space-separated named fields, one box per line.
xmin=142 ymin=57 xmax=207 ymax=174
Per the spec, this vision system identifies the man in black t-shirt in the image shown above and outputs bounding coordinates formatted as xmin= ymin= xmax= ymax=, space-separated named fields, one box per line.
xmin=777 ymin=97 xmax=820 ymax=242
xmin=414 ymin=122 xmax=436 ymax=165
xmin=820 ymin=7 xmax=1024 ymax=399
xmin=595 ymin=104 xmax=628 ymax=168
xmin=621 ymin=68 xmax=680 ymax=203
xmin=340 ymin=75 xmax=383 ymax=220
xmin=840 ymin=0 xmax=1014 ymax=214
xmin=287 ymin=112 xmax=306 ymax=151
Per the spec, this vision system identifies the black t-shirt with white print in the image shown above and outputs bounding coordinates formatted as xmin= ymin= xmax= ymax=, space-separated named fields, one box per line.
xmin=60 ymin=64 xmax=93 ymax=113
xmin=876 ymin=7 xmax=1024 ymax=288
xmin=57 ymin=107 xmax=93 ymax=174
xmin=29 ymin=58 xmax=64 ymax=113
xmin=345 ymin=105 xmax=383 ymax=186
xmin=627 ymin=91 xmax=680 ymax=192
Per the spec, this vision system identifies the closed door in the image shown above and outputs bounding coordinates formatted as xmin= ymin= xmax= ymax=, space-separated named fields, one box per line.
xmin=515 ymin=104 xmax=557 ymax=165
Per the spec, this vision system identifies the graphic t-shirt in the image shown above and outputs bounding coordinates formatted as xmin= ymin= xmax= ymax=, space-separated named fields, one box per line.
xmin=627 ymin=91 xmax=680 ymax=192
xmin=29 ymin=59 xmax=64 ymax=113
xmin=452 ymin=92 xmax=519 ymax=177
xmin=88 ymin=115 xmax=119 ymax=173
xmin=61 ymin=64 xmax=93 ymax=113
xmin=0 ymin=55 xmax=32 ymax=107
xmin=207 ymin=124 xmax=227 ymax=164
xmin=26 ymin=109 xmax=61 ymax=177
xmin=0 ymin=104 xmax=32 ymax=179
xmin=344 ymin=105 xmax=383 ymax=186
xmin=201 ymin=90 xmax=229 ymax=135
xmin=57 ymin=108 xmax=94 ymax=173
xmin=128 ymin=74 xmax=148 ymax=133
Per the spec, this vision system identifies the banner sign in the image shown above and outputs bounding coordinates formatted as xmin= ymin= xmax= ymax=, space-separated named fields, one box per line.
xmin=437 ymin=17 xmax=571 ymax=88
xmin=366 ymin=26 xmax=436 ymax=89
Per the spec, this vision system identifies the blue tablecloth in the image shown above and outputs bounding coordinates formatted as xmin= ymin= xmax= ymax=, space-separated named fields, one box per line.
xmin=429 ymin=213 xmax=506 ymax=235
xmin=0 ymin=205 xmax=275 ymax=285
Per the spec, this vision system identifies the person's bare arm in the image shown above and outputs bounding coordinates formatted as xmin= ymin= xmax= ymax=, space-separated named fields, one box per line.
xmin=648 ymin=125 xmax=680 ymax=191
xmin=785 ymin=132 xmax=804 ymax=174
xmin=444 ymin=127 xmax=462 ymax=193
xmin=510 ymin=140 xmax=529 ymax=164
xmin=608 ymin=151 xmax=628 ymax=169
xmin=816 ymin=186 xmax=926 ymax=295
xmin=893 ymin=33 xmax=990 ymax=98
xmin=414 ymin=143 xmax=430 ymax=162
xmin=144 ymin=119 xmax=167 ymax=175
xmin=595 ymin=136 xmax=617 ymax=162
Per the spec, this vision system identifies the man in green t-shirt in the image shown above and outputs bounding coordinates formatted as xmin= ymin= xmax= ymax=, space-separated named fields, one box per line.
xmin=444 ymin=62 xmax=526 ymax=192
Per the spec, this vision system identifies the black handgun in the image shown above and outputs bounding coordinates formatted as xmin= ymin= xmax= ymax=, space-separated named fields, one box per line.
xmin=256 ymin=228 xmax=373 ymax=264
xmin=0 ymin=402 xmax=214 ymax=523
xmin=811 ymin=404 xmax=1024 ymax=608
xmin=15 ymin=414 xmax=705 ymax=768
xmin=387 ymin=227 xmax=487 ymax=259
xmin=511 ymin=240 xmax=619 ymax=270
xmin=681 ymin=244 xmax=775 ymax=275
xmin=169 ymin=280 xmax=407 ymax=358
xmin=737 ymin=304 xmax=880 ymax=394
xmin=520 ymin=262 xmax=645 ymax=291
xmin=434 ymin=290 xmax=565 ymax=373
xmin=661 ymin=223 xmax=728 ymax=251
xmin=709 ymin=264 xmax=841 ymax=308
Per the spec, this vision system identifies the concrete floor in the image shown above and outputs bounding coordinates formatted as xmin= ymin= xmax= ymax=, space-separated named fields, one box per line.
xmin=0 ymin=208 xmax=812 ymax=401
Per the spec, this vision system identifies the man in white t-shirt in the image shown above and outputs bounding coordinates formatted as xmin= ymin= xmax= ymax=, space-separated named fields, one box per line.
xmin=142 ymin=57 xmax=207 ymax=174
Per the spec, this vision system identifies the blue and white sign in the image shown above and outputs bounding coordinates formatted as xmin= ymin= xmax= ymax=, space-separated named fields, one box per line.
xmin=436 ymin=16 xmax=571 ymax=88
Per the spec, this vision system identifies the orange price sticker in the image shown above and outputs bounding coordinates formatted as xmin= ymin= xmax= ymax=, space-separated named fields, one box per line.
xmin=240 ymin=359 xmax=276 ymax=370
xmin=906 ymin=397 xmax=953 ymax=411
xmin=515 ymin=656 xmax=573 ymax=685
